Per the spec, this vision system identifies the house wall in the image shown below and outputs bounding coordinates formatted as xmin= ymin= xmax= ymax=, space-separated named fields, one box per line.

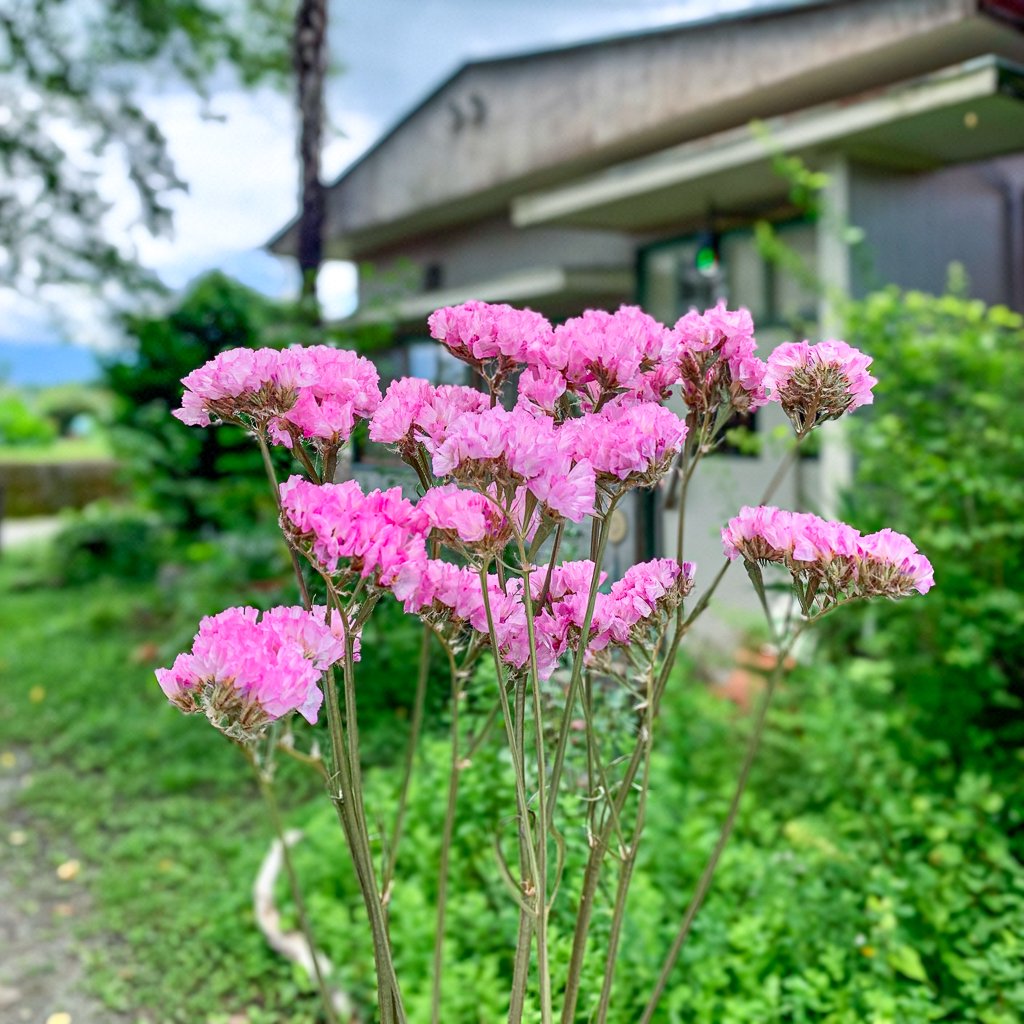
xmin=849 ymin=154 xmax=1024 ymax=308
xmin=358 ymin=216 xmax=637 ymax=305
xmin=326 ymin=0 xmax=1015 ymax=248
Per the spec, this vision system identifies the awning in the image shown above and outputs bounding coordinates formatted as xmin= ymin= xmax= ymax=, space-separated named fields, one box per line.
xmin=512 ymin=56 xmax=1024 ymax=231
xmin=341 ymin=265 xmax=635 ymax=329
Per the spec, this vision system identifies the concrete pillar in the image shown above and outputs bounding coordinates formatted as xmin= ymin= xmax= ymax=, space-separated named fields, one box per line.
xmin=816 ymin=152 xmax=854 ymax=518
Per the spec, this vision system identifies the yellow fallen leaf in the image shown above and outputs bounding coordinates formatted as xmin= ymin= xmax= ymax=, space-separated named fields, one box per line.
xmin=56 ymin=859 xmax=80 ymax=881
xmin=0 ymin=751 xmax=15 ymax=769
xmin=29 ymin=686 xmax=45 ymax=704
xmin=46 ymin=1013 xmax=72 ymax=1024
xmin=8 ymin=830 xmax=27 ymax=846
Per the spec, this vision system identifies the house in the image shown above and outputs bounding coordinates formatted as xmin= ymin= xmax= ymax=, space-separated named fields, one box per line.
xmin=271 ymin=0 xmax=1024 ymax=628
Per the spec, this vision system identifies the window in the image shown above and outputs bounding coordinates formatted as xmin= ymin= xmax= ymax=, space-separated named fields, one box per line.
xmin=639 ymin=221 xmax=819 ymax=457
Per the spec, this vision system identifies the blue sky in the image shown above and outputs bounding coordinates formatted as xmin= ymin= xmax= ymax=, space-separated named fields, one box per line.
xmin=0 ymin=0 xmax=796 ymax=385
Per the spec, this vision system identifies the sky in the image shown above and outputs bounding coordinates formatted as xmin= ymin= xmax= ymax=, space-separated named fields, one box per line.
xmin=0 ymin=0 xmax=796 ymax=385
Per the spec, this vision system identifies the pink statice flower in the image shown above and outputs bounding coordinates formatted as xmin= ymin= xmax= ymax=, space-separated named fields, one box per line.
xmin=674 ymin=301 xmax=768 ymax=414
xmin=155 ymin=605 xmax=350 ymax=739
xmin=559 ymin=402 xmax=688 ymax=487
xmin=417 ymin=483 xmax=510 ymax=551
xmin=517 ymin=365 xmax=568 ymax=416
xmin=173 ymin=344 xmax=381 ymax=454
xmin=428 ymin=405 xmax=598 ymax=522
xmin=765 ymin=339 xmax=876 ymax=431
xmin=555 ymin=306 xmax=679 ymax=409
xmin=370 ymin=378 xmax=490 ymax=460
xmin=174 ymin=348 xmax=278 ymax=426
xmin=279 ymin=475 xmax=430 ymax=591
xmin=722 ymin=505 xmax=933 ymax=608
xmin=428 ymin=301 xmax=553 ymax=389
xmin=857 ymin=528 xmax=935 ymax=597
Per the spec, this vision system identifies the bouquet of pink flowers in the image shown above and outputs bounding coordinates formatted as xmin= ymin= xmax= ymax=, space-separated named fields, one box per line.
xmin=159 ymin=300 xmax=930 ymax=1023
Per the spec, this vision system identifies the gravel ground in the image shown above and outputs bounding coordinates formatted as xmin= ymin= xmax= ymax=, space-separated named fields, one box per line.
xmin=0 ymin=749 xmax=131 ymax=1024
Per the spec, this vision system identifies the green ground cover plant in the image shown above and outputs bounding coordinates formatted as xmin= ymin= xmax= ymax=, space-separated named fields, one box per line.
xmin=2 ymin=545 xmax=1020 ymax=1022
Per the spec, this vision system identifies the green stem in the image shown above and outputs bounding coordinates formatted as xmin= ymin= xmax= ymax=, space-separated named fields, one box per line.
xmin=256 ymin=433 xmax=312 ymax=610
xmin=479 ymin=564 xmax=542 ymax=1018
xmin=383 ymin=623 xmax=432 ymax=910
xmin=248 ymin=753 xmax=340 ymax=1024
xmin=338 ymin=608 xmax=406 ymax=1023
xmin=593 ymin=659 xmax=656 ymax=1024
xmin=638 ymin=632 xmax=799 ymax=1024
xmin=516 ymin=550 xmax=553 ymax=1024
xmin=545 ymin=506 xmax=616 ymax=830
xmin=430 ymin=638 xmax=462 ymax=1024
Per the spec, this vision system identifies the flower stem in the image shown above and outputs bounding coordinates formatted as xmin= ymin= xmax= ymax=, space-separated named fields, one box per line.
xmin=637 ymin=633 xmax=798 ymax=1024
xmin=383 ymin=622 xmax=432 ymax=912
xmin=516 ymin=548 xmax=553 ymax=1024
xmin=256 ymin=433 xmax=312 ymax=609
xmin=593 ymin=657 xmax=656 ymax=1024
xmin=479 ymin=564 xmax=542 ymax=1019
xmin=430 ymin=638 xmax=462 ymax=1024
xmin=247 ymin=752 xmax=340 ymax=1024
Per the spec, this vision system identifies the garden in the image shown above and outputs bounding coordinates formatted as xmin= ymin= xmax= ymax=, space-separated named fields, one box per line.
xmin=2 ymin=277 xmax=1022 ymax=1023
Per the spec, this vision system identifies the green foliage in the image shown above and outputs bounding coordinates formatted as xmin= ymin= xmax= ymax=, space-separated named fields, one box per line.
xmin=2 ymin=552 xmax=1021 ymax=1022
xmin=0 ymin=389 xmax=57 ymax=446
xmin=50 ymin=501 xmax=167 ymax=584
xmin=103 ymin=272 xmax=284 ymax=531
xmin=0 ymin=0 xmax=290 ymax=291
xmin=281 ymin=657 xmax=1024 ymax=1023
xmin=0 ymin=562 xmax=325 ymax=1023
xmin=34 ymin=383 xmax=114 ymax=435
xmin=833 ymin=285 xmax=1024 ymax=762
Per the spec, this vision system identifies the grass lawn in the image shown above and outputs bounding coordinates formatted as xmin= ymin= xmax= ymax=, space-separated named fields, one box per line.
xmin=0 ymin=550 xmax=327 ymax=1024
xmin=0 ymin=436 xmax=113 ymax=464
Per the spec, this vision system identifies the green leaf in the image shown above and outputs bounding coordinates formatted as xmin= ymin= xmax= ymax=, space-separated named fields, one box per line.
xmin=888 ymin=944 xmax=930 ymax=984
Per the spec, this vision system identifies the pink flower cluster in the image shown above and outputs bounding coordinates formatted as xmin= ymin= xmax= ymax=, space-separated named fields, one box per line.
xmin=765 ymin=340 xmax=876 ymax=430
xmin=428 ymin=301 xmax=553 ymax=386
xmin=427 ymin=300 xmax=776 ymax=426
xmin=674 ymin=302 xmax=768 ymax=414
xmin=558 ymin=403 xmax=688 ymax=484
xmin=417 ymin=483 xmax=511 ymax=550
xmin=174 ymin=345 xmax=381 ymax=452
xmin=427 ymin=405 xmax=598 ymax=521
xmin=722 ymin=505 xmax=934 ymax=603
xmin=369 ymin=378 xmax=490 ymax=458
xmin=155 ymin=605 xmax=352 ymax=738
xmin=408 ymin=557 xmax=695 ymax=678
xmin=279 ymin=476 xmax=430 ymax=595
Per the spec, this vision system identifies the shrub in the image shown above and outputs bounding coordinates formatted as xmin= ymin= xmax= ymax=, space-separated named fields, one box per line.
xmin=53 ymin=502 xmax=167 ymax=584
xmin=282 ymin=658 xmax=1024 ymax=1023
xmin=832 ymin=284 xmax=1024 ymax=764
xmin=0 ymin=389 xmax=57 ymax=446
xmin=103 ymin=272 xmax=284 ymax=531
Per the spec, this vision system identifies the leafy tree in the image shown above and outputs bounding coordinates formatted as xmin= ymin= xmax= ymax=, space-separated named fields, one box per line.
xmin=0 ymin=0 xmax=291 ymax=291
xmin=103 ymin=271 xmax=283 ymax=530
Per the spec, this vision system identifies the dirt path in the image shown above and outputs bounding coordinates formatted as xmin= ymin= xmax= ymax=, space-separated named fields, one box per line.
xmin=0 ymin=749 xmax=131 ymax=1024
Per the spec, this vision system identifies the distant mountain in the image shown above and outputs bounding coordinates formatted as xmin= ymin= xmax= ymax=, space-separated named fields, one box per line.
xmin=0 ymin=341 xmax=101 ymax=387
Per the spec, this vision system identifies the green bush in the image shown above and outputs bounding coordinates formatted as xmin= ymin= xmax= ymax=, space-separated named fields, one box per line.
xmin=831 ymin=284 xmax=1024 ymax=764
xmin=52 ymin=502 xmax=167 ymax=584
xmin=0 ymin=390 xmax=57 ymax=446
xmin=281 ymin=657 xmax=1024 ymax=1022
xmin=103 ymin=272 xmax=285 ymax=531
